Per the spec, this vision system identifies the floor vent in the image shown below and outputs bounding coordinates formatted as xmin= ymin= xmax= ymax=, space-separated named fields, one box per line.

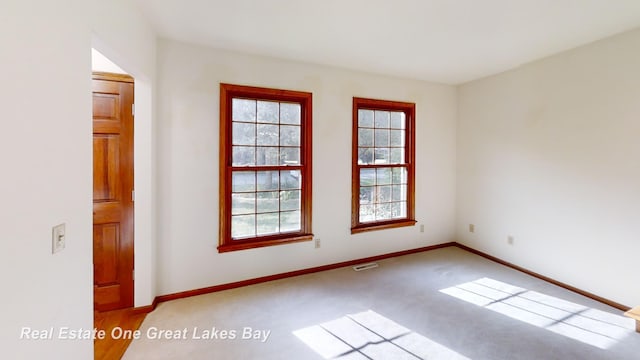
xmin=352 ymin=262 xmax=379 ymax=271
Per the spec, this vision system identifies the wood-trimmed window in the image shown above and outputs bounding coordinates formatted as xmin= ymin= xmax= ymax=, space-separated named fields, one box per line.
xmin=219 ymin=84 xmax=313 ymax=252
xmin=351 ymin=97 xmax=416 ymax=234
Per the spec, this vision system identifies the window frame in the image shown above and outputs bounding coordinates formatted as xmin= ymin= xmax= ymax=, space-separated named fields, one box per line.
xmin=351 ymin=97 xmax=416 ymax=234
xmin=219 ymin=83 xmax=313 ymax=252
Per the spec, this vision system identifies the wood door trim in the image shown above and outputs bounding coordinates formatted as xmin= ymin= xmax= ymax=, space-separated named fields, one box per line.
xmin=93 ymin=71 xmax=134 ymax=83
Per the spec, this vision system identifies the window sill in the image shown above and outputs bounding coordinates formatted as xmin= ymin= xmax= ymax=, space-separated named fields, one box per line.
xmin=351 ymin=219 xmax=417 ymax=234
xmin=218 ymin=233 xmax=314 ymax=253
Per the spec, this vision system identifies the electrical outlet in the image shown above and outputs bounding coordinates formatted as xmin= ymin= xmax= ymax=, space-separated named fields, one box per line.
xmin=469 ymin=224 xmax=475 ymax=233
xmin=420 ymin=224 xmax=425 ymax=233
xmin=52 ymin=223 xmax=66 ymax=254
xmin=315 ymin=238 xmax=321 ymax=249
xmin=507 ymin=235 xmax=514 ymax=245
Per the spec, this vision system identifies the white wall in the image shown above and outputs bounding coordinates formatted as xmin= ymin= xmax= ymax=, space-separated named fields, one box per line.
xmin=156 ymin=39 xmax=457 ymax=295
xmin=457 ymin=28 xmax=640 ymax=307
xmin=0 ymin=1 xmax=93 ymax=358
xmin=0 ymin=1 xmax=156 ymax=358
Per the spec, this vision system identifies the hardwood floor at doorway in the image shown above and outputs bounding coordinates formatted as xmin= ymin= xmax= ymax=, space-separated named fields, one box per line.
xmin=94 ymin=308 xmax=146 ymax=360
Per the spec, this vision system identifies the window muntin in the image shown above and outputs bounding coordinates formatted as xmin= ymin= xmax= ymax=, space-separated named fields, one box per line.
xmin=220 ymin=84 xmax=312 ymax=252
xmin=352 ymin=98 xmax=416 ymax=233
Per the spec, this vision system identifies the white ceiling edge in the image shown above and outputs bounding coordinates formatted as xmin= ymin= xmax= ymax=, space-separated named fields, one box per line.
xmin=132 ymin=0 xmax=640 ymax=85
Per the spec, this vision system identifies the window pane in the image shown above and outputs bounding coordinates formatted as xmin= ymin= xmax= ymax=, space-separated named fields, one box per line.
xmin=375 ymin=203 xmax=392 ymax=220
xmin=280 ymin=103 xmax=301 ymax=125
xmin=232 ymin=171 xmax=255 ymax=192
xmin=257 ymin=124 xmax=279 ymax=145
xmin=358 ymin=128 xmax=373 ymax=147
xmin=280 ymin=210 xmax=301 ymax=232
xmin=280 ymin=147 xmax=300 ymax=165
xmin=360 ymin=169 xmax=376 ymax=186
xmin=374 ymin=111 xmax=390 ymax=128
xmin=280 ymin=190 xmax=301 ymax=211
xmin=358 ymin=109 xmax=374 ymax=127
xmin=232 ymin=122 xmax=255 ymax=145
xmin=374 ymin=148 xmax=389 ymax=164
xmin=392 ymin=167 xmax=407 ymax=184
xmin=390 ymin=148 xmax=404 ymax=164
xmin=378 ymin=185 xmax=392 ymax=202
xmin=231 ymin=214 xmax=255 ymax=238
xmin=257 ymin=100 xmax=279 ymax=123
xmin=232 ymin=193 xmax=255 ymax=215
xmin=376 ymin=168 xmax=392 ymax=185
xmin=390 ymin=112 xmax=405 ymax=129
xmin=280 ymin=125 xmax=300 ymax=146
xmin=391 ymin=202 xmax=407 ymax=218
xmin=232 ymin=146 xmax=255 ymax=166
xmin=256 ymin=191 xmax=279 ymax=213
xmin=256 ymin=213 xmax=279 ymax=235
xmin=391 ymin=185 xmax=406 ymax=201
xmin=281 ymin=170 xmax=301 ymax=190
xmin=256 ymin=147 xmax=279 ymax=165
xmin=358 ymin=148 xmax=373 ymax=164
xmin=232 ymin=99 xmax=256 ymax=122
xmin=256 ymin=171 xmax=279 ymax=191
xmin=374 ymin=129 xmax=389 ymax=147
xmin=360 ymin=204 xmax=375 ymax=222
xmin=359 ymin=186 xmax=374 ymax=204
xmin=390 ymin=130 xmax=404 ymax=146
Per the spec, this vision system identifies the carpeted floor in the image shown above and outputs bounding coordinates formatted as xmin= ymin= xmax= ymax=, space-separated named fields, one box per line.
xmin=122 ymin=246 xmax=640 ymax=359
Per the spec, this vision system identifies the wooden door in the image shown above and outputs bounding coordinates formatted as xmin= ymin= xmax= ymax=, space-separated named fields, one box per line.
xmin=92 ymin=72 xmax=134 ymax=311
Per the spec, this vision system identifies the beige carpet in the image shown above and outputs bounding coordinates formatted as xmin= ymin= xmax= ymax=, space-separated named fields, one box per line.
xmin=123 ymin=247 xmax=640 ymax=359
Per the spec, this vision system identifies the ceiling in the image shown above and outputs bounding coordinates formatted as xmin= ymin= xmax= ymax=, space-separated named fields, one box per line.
xmin=133 ymin=0 xmax=640 ymax=84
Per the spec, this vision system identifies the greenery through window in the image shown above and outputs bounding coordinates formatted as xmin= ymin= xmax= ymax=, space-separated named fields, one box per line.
xmin=352 ymin=97 xmax=416 ymax=233
xmin=219 ymin=84 xmax=313 ymax=252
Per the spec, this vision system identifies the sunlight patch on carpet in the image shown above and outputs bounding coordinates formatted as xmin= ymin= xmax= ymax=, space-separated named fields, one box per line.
xmin=440 ymin=277 xmax=635 ymax=349
xmin=293 ymin=310 xmax=469 ymax=359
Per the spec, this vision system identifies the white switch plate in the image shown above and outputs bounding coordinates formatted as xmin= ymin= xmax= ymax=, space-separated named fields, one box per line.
xmin=315 ymin=238 xmax=321 ymax=249
xmin=52 ymin=223 xmax=66 ymax=254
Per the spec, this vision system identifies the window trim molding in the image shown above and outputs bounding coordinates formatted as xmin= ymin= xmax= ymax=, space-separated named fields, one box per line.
xmin=351 ymin=97 xmax=416 ymax=234
xmin=219 ymin=83 xmax=313 ymax=252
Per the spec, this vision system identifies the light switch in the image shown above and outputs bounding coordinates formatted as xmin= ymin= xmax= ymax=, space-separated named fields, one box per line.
xmin=52 ymin=223 xmax=65 ymax=254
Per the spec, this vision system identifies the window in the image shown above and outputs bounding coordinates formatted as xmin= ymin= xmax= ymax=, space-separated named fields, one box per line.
xmin=352 ymin=97 xmax=416 ymax=233
xmin=219 ymin=84 xmax=313 ymax=252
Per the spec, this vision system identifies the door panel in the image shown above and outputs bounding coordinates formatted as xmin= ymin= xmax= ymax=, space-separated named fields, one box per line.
xmin=92 ymin=72 xmax=134 ymax=311
xmin=93 ymin=224 xmax=120 ymax=283
xmin=93 ymin=135 xmax=120 ymax=201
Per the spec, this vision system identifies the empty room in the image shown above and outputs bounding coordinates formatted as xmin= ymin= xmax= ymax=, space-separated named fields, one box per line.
xmin=2 ymin=1 xmax=640 ymax=359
